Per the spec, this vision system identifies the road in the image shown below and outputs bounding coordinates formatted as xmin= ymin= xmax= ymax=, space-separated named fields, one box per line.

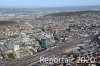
xmin=0 ymin=37 xmax=90 ymax=66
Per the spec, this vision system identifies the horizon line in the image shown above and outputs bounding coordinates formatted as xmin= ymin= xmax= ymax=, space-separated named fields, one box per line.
xmin=0 ymin=5 xmax=100 ymax=9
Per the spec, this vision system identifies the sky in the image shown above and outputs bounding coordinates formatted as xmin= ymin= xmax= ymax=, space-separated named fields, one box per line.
xmin=0 ymin=0 xmax=100 ymax=8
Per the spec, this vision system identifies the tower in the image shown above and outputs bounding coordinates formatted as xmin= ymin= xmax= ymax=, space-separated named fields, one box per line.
xmin=40 ymin=35 xmax=46 ymax=48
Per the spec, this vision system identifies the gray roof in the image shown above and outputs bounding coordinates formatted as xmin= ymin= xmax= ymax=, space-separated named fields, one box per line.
xmin=4 ymin=39 xmax=15 ymax=50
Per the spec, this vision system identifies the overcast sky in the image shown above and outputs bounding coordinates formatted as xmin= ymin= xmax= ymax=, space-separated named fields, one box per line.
xmin=0 ymin=0 xmax=100 ymax=8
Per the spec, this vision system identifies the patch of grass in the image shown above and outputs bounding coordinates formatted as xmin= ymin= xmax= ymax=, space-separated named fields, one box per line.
xmin=66 ymin=52 xmax=78 ymax=59
xmin=7 ymin=53 xmax=15 ymax=60
xmin=29 ymin=49 xmax=36 ymax=54
xmin=10 ymin=35 xmax=19 ymax=38
xmin=0 ymin=38 xmax=5 ymax=40
xmin=0 ymin=49 xmax=2 ymax=52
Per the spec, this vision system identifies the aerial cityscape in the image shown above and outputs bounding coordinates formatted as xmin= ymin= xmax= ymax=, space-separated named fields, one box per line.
xmin=0 ymin=0 xmax=100 ymax=66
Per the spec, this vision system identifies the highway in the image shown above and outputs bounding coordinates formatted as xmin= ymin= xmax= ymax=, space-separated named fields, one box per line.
xmin=0 ymin=36 xmax=90 ymax=66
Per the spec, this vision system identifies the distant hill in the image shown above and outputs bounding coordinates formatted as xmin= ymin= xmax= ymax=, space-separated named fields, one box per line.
xmin=44 ymin=11 xmax=100 ymax=17
xmin=0 ymin=5 xmax=100 ymax=13
xmin=35 ymin=10 xmax=100 ymax=20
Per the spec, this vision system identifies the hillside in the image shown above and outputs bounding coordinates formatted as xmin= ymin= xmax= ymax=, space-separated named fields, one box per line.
xmin=0 ymin=21 xmax=17 ymax=25
xmin=44 ymin=11 xmax=100 ymax=17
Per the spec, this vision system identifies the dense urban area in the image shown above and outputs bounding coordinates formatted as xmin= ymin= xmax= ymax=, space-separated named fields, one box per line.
xmin=0 ymin=9 xmax=100 ymax=66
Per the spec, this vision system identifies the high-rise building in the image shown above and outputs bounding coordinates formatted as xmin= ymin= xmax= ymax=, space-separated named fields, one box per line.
xmin=41 ymin=38 xmax=46 ymax=48
xmin=40 ymin=33 xmax=46 ymax=48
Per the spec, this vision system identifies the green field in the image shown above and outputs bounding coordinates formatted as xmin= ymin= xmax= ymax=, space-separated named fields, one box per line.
xmin=7 ymin=53 xmax=15 ymax=59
